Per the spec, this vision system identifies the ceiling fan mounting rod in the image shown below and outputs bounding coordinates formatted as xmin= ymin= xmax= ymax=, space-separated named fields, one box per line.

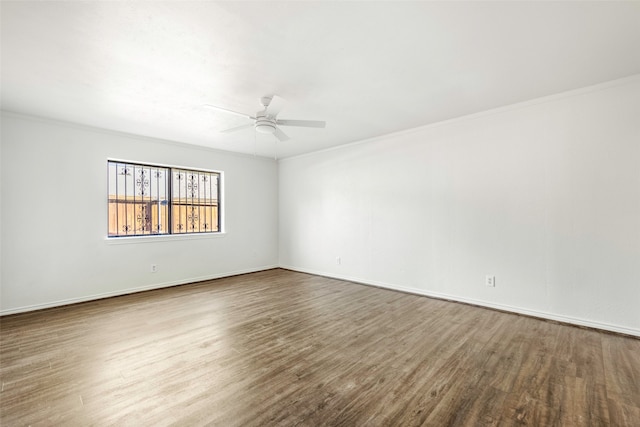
xmin=260 ymin=96 xmax=273 ymax=108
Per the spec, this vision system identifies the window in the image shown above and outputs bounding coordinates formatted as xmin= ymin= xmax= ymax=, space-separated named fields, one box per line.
xmin=108 ymin=161 xmax=220 ymax=237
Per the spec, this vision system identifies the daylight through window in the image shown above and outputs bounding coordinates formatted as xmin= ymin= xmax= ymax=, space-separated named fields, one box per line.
xmin=108 ymin=161 xmax=220 ymax=237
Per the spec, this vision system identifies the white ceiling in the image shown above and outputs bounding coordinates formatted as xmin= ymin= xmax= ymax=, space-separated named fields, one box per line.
xmin=2 ymin=1 xmax=640 ymax=159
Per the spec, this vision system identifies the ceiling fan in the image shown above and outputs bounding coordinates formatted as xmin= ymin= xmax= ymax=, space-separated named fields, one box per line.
xmin=204 ymin=95 xmax=326 ymax=141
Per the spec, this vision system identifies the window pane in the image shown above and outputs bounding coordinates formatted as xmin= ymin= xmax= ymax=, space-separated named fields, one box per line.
xmin=171 ymin=168 xmax=219 ymax=234
xmin=108 ymin=161 xmax=169 ymax=237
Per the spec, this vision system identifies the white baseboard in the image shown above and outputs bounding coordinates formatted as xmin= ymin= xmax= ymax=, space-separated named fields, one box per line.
xmin=0 ymin=265 xmax=278 ymax=316
xmin=280 ymin=265 xmax=640 ymax=338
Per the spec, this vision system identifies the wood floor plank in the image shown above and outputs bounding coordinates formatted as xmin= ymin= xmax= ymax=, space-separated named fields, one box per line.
xmin=602 ymin=333 xmax=640 ymax=410
xmin=1 ymin=269 xmax=638 ymax=426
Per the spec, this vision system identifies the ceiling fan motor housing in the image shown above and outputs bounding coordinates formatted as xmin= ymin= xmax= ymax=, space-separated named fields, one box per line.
xmin=255 ymin=116 xmax=276 ymax=134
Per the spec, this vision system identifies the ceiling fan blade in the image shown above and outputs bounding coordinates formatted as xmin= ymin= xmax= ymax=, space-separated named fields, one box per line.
xmin=276 ymin=119 xmax=326 ymax=128
xmin=204 ymin=104 xmax=255 ymax=120
xmin=273 ymin=127 xmax=290 ymax=142
xmin=264 ymin=95 xmax=286 ymax=116
xmin=220 ymin=124 xmax=254 ymax=133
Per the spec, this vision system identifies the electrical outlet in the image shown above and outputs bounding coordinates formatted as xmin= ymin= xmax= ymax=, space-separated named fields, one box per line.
xmin=336 ymin=257 xmax=341 ymax=265
xmin=486 ymin=275 xmax=495 ymax=287
xmin=151 ymin=264 xmax=157 ymax=273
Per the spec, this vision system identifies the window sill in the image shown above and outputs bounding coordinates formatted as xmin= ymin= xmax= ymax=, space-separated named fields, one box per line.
xmin=104 ymin=232 xmax=226 ymax=245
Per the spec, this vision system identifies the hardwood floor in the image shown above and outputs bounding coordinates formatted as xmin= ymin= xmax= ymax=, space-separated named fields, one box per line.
xmin=1 ymin=269 xmax=638 ymax=426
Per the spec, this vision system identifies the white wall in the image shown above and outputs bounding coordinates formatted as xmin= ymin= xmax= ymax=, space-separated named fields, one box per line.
xmin=279 ymin=76 xmax=640 ymax=336
xmin=0 ymin=113 xmax=278 ymax=314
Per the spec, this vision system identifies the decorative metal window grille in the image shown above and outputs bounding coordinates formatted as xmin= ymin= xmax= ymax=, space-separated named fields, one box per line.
xmin=171 ymin=168 xmax=220 ymax=234
xmin=108 ymin=161 xmax=220 ymax=237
